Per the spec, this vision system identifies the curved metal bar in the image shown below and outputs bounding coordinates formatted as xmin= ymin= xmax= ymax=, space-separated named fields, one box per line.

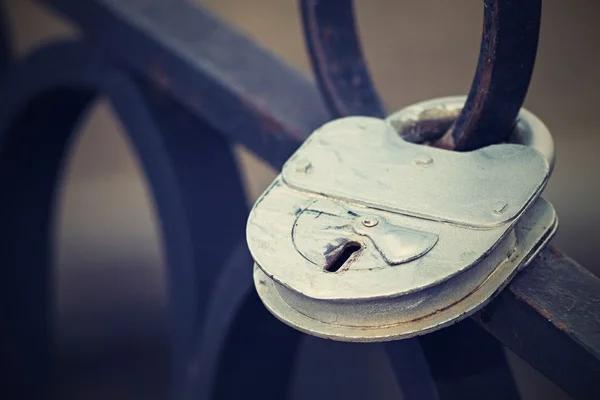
xmin=0 ymin=87 xmax=93 ymax=400
xmin=300 ymin=0 xmax=386 ymax=118
xmin=185 ymin=244 xmax=255 ymax=399
xmin=301 ymin=0 xmax=541 ymax=151
xmin=0 ymin=41 xmax=247 ymax=399
xmin=137 ymin=82 xmax=249 ymax=399
xmin=185 ymin=244 xmax=302 ymax=399
xmin=212 ymin=292 xmax=302 ymax=400
xmin=437 ymin=0 xmax=542 ymax=150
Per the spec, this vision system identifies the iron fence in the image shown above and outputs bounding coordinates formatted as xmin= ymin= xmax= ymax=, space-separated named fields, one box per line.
xmin=1 ymin=1 xmax=598 ymax=399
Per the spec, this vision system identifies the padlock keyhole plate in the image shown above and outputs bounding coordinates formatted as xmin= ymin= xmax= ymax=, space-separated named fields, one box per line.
xmin=325 ymin=242 xmax=362 ymax=272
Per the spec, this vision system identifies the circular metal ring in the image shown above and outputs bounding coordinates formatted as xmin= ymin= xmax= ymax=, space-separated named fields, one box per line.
xmin=387 ymin=95 xmax=555 ymax=170
xmin=301 ymin=0 xmax=541 ymax=150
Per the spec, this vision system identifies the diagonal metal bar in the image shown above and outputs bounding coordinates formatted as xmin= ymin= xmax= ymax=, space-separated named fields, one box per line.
xmin=475 ymin=247 xmax=600 ymax=400
xmin=35 ymin=0 xmax=329 ymax=170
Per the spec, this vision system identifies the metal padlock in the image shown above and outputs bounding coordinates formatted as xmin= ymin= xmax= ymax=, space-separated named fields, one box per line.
xmin=247 ymin=96 xmax=557 ymax=342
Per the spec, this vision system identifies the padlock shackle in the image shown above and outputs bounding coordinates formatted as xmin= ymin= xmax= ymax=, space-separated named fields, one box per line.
xmin=301 ymin=0 xmax=541 ymax=151
xmin=387 ymin=96 xmax=555 ymax=171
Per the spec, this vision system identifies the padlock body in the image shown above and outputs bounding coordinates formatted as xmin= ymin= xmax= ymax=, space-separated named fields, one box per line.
xmin=247 ymin=112 xmax=556 ymax=342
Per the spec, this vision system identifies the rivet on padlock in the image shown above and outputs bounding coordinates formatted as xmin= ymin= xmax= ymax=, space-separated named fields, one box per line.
xmin=247 ymin=96 xmax=557 ymax=342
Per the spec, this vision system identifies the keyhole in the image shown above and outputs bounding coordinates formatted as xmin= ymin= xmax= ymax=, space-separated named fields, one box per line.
xmin=325 ymin=242 xmax=362 ymax=272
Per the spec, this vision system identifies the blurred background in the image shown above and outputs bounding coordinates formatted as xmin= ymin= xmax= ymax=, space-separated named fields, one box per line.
xmin=4 ymin=0 xmax=599 ymax=398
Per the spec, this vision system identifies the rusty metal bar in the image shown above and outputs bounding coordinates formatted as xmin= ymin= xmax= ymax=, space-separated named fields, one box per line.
xmin=438 ymin=0 xmax=541 ymax=150
xmin=475 ymin=247 xmax=600 ymax=400
xmin=300 ymin=0 xmax=386 ymax=118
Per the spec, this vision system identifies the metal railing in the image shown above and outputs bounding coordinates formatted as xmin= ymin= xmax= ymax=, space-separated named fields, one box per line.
xmin=1 ymin=1 xmax=598 ymax=399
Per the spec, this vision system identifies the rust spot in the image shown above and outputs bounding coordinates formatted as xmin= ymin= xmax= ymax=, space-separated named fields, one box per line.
xmin=555 ymin=321 xmax=573 ymax=333
xmin=149 ymin=58 xmax=171 ymax=89
xmin=322 ymin=25 xmax=335 ymax=41
xmin=435 ymin=0 xmax=499 ymax=150
xmin=401 ymin=116 xmax=456 ymax=145
xmin=188 ymin=95 xmax=202 ymax=111
xmin=327 ymin=61 xmax=341 ymax=74
xmin=304 ymin=6 xmax=349 ymax=115
xmin=479 ymin=307 xmax=493 ymax=323
xmin=259 ymin=113 xmax=284 ymax=138
xmin=538 ymin=307 xmax=553 ymax=320
xmin=239 ymin=95 xmax=305 ymax=141
xmin=548 ymin=246 xmax=566 ymax=261
xmin=434 ymin=130 xmax=457 ymax=150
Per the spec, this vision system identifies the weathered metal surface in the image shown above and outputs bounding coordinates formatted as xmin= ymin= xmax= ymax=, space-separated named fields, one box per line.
xmin=254 ymin=198 xmax=555 ymax=341
xmin=475 ymin=246 xmax=600 ymax=400
xmin=283 ymin=116 xmax=550 ymax=228
xmin=36 ymin=0 xmax=330 ymax=169
xmin=249 ymin=109 xmax=556 ymax=341
xmin=300 ymin=0 xmax=386 ymax=118
xmin=0 ymin=42 xmax=247 ymax=399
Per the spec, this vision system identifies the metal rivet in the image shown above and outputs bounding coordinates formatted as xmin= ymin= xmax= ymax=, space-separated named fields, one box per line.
xmin=295 ymin=160 xmax=313 ymax=174
xmin=492 ymin=201 xmax=508 ymax=215
xmin=361 ymin=217 xmax=379 ymax=227
xmin=414 ymin=155 xmax=434 ymax=166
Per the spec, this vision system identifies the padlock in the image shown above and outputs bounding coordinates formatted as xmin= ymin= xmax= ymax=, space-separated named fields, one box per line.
xmin=247 ymin=96 xmax=557 ymax=342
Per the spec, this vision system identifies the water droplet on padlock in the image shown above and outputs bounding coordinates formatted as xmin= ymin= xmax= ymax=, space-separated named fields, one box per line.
xmin=413 ymin=155 xmax=434 ymax=167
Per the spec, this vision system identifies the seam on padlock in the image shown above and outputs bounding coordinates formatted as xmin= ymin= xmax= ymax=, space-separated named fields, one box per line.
xmin=280 ymin=117 xmax=550 ymax=229
xmin=253 ymin=203 xmax=557 ymax=341
xmin=248 ymin=174 xmax=555 ymax=301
